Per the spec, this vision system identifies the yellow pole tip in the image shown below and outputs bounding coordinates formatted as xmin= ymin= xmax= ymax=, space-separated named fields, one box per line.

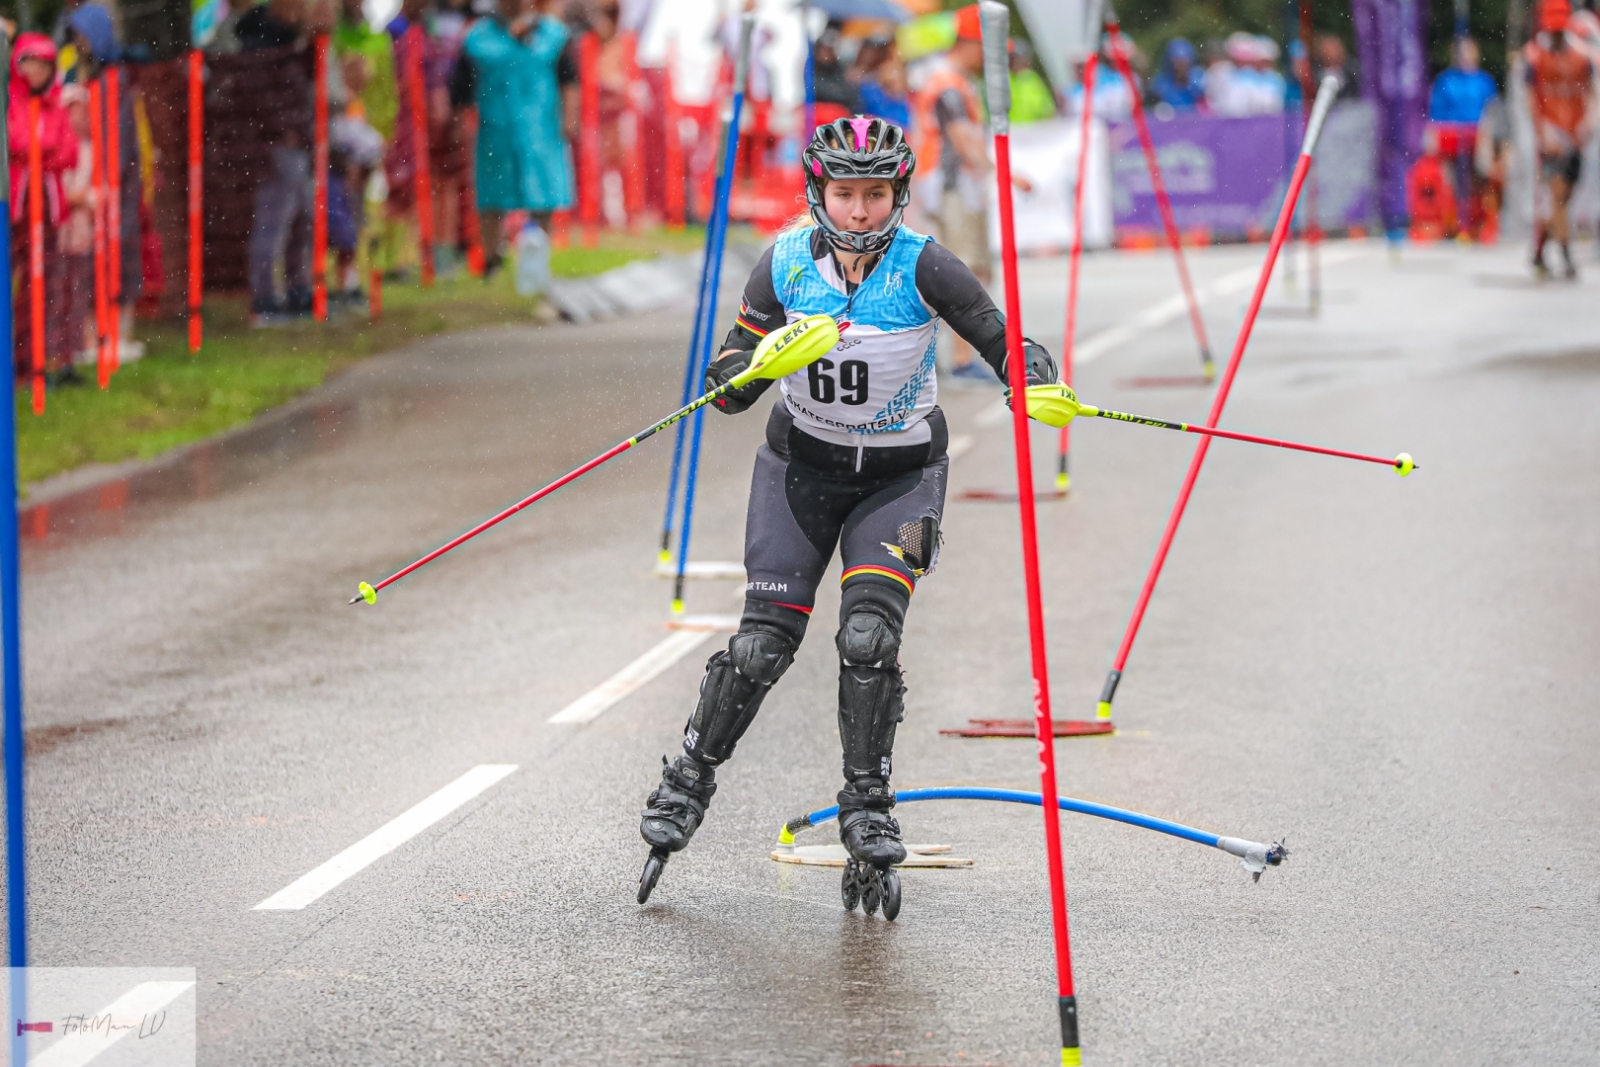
xmin=357 ymin=582 xmax=377 ymax=605
xmin=777 ymin=825 xmax=795 ymax=846
xmin=670 ymin=599 xmax=686 ymax=615
xmin=1095 ymin=700 xmax=1113 ymax=721
xmin=1055 ymin=473 xmax=1070 ymax=491
xmin=657 ymin=550 xmax=672 ymax=564
xmin=1061 ymin=1047 xmax=1083 ymax=1066
xmin=1394 ymin=452 xmax=1415 ymax=477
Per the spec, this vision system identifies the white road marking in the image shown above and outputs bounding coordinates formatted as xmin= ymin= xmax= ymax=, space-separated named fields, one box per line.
xmin=548 ymin=629 xmax=711 ymax=724
xmin=30 ymin=980 xmax=195 ymax=1067
xmin=253 ymin=764 xmax=518 ymax=910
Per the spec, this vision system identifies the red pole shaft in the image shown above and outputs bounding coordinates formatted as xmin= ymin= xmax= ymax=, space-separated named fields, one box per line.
xmin=373 ymin=438 xmax=636 ymax=594
xmin=27 ymin=98 xmax=44 ymax=415
xmin=621 ymin=34 xmax=646 ymax=232
xmin=1058 ymin=52 xmax=1098 ymax=488
xmin=107 ymin=68 xmax=121 ymax=374
xmin=662 ymin=58 xmax=685 ymax=230
xmin=1177 ymin=423 xmax=1399 ymax=465
xmin=405 ymin=26 xmax=434 ymax=287
xmin=90 ymin=79 xmax=108 ymax=389
xmin=1097 ymin=140 xmax=1320 ymax=720
xmin=579 ymin=32 xmax=601 ymax=247
xmin=1107 ymin=25 xmax=1212 ymax=373
xmin=313 ymin=35 xmax=329 ymax=321
xmin=187 ymin=50 xmax=203 ymax=352
xmin=462 ymin=109 xmax=485 ymax=276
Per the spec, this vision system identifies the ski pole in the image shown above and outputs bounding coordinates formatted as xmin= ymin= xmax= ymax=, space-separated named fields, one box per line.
xmin=1022 ymin=383 xmax=1415 ymax=473
xmin=351 ymin=314 xmax=839 ymax=605
xmin=671 ymin=13 xmax=753 ymax=615
xmin=776 ymin=787 xmax=1288 ymax=880
xmin=1106 ymin=16 xmax=1213 ymax=379
xmin=980 ymin=7 xmax=1081 ymax=1063
xmin=1093 ymin=76 xmax=1343 ymax=725
xmin=1057 ymin=50 xmax=1098 ymax=492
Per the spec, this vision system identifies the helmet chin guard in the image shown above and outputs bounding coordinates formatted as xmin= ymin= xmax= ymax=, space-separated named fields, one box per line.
xmin=803 ymin=115 xmax=917 ymax=256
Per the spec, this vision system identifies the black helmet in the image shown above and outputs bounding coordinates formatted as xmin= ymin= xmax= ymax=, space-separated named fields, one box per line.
xmin=802 ymin=115 xmax=917 ymax=256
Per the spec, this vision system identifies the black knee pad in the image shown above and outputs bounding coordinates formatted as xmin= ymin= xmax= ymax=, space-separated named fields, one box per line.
xmin=838 ymin=663 xmax=905 ymax=782
xmin=683 ymin=606 xmax=804 ymax=766
xmin=836 ymin=582 xmax=907 ymax=668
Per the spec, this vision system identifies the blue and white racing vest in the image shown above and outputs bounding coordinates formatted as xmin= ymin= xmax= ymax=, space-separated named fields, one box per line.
xmin=769 ymin=224 xmax=940 ymax=448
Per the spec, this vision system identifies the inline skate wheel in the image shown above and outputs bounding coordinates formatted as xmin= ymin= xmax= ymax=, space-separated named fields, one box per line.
xmin=862 ymin=869 xmax=882 ymax=916
xmin=841 ymin=860 xmax=862 ymax=911
xmin=638 ymin=849 xmax=668 ymax=904
xmin=880 ymin=868 xmax=901 ymax=921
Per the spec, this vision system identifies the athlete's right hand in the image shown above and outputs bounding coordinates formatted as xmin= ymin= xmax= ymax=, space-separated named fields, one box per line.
xmin=705 ymin=349 xmax=772 ymax=414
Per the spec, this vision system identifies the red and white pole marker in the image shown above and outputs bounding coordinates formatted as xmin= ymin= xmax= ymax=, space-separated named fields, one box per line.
xmin=662 ymin=51 xmax=686 ymax=230
xmin=312 ymin=34 xmax=329 ymax=321
xmin=187 ymin=50 xmax=204 ymax=352
xmin=979 ymin=5 xmax=1081 ymax=1063
xmin=1091 ymin=75 xmax=1343 ymax=728
xmin=89 ymin=78 xmax=109 ymax=388
xmin=1105 ymin=16 xmax=1213 ymax=380
xmin=404 ymin=25 xmax=434 ymax=287
xmin=26 ymin=97 xmax=44 ymax=415
xmin=1056 ymin=50 xmax=1098 ymax=493
xmin=107 ymin=67 xmax=121 ymax=373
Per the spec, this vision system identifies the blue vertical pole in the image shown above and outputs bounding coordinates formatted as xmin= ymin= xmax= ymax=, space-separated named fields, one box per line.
xmin=0 ymin=28 xmax=27 ymax=1064
xmin=657 ymin=220 xmax=719 ymax=563
xmin=801 ymin=0 xmax=815 ymax=137
xmin=671 ymin=13 xmax=754 ymax=615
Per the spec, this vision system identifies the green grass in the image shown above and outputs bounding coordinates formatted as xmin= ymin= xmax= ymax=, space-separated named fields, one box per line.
xmin=17 ymin=226 xmax=707 ymax=489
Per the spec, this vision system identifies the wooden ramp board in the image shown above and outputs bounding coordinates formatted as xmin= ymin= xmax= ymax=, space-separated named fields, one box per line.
xmin=940 ymin=718 xmax=1115 ymax=738
xmin=654 ymin=560 xmax=746 ymax=580
xmin=666 ymin=614 xmax=741 ymax=632
xmin=771 ymin=843 xmax=971 ymax=868
xmin=956 ymin=487 xmax=1069 ymax=502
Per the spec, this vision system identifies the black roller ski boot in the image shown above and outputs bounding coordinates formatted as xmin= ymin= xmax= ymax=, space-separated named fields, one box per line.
xmin=637 ymin=755 xmax=716 ymax=904
xmin=838 ymin=777 xmax=904 ymax=920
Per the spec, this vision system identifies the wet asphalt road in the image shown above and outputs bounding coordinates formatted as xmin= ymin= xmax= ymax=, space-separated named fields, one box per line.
xmin=14 ymin=241 xmax=1600 ymax=1066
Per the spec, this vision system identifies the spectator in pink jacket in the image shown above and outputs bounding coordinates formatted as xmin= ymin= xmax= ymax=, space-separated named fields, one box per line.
xmin=9 ymin=33 xmax=80 ymax=382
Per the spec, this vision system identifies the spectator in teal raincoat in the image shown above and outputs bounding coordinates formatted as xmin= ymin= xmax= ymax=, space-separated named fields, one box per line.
xmin=459 ymin=0 xmax=570 ymax=264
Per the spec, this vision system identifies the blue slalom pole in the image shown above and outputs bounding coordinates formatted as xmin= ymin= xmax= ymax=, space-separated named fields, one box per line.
xmin=801 ymin=0 xmax=815 ymax=136
xmin=657 ymin=214 xmax=719 ymax=564
xmin=778 ymin=787 xmax=1288 ymax=876
xmin=671 ymin=13 xmax=754 ymax=614
xmin=0 ymin=29 xmax=28 ymax=1064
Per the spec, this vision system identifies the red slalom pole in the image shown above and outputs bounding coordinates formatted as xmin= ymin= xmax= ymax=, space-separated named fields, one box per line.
xmin=404 ymin=25 xmax=434 ymax=287
xmin=1105 ymin=18 xmax=1212 ymax=378
xmin=107 ymin=68 xmax=121 ymax=373
xmin=89 ymin=78 xmax=109 ymax=388
xmin=312 ymin=34 xmax=329 ymax=321
xmin=578 ymin=31 xmax=601 ymax=248
xmin=1091 ymin=76 xmax=1342 ymax=726
xmin=662 ymin=53 xmax=686 ymax=229
xmin=26 ymin=97 xmax=44 ymax=415
xmin=980 ymin=6 xmax=1080 ymax=1062
xmin=1057 ymin=51 xmax=1098 ymax=493
xmin=187 ymin=50 xmax=203 ymax=352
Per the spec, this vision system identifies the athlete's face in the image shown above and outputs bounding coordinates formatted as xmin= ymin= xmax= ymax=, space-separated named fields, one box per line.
xmin=824 ymin=179 xmax=896 ymax=236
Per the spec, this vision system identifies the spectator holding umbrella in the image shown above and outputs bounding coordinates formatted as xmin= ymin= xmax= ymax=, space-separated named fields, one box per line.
xmin=8 ymin=32 xmax=78 ymax=382
xmin=461 ymin=0 xmax=572 ymax=269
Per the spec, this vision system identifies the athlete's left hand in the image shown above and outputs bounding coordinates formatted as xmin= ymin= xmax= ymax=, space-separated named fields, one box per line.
xmin=705 ymin=349 xmax=773 ymax=414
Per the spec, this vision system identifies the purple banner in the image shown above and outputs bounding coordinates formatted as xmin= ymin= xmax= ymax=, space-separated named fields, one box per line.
xmin=1109 ymin=106 xmax=1379 ymax=238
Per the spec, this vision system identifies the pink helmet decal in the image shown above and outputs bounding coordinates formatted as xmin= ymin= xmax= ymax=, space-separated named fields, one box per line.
xmin=849 ymin=117 xmax=874 ymax=151
xmin=811 ymin=159 xmax=823 ymax=176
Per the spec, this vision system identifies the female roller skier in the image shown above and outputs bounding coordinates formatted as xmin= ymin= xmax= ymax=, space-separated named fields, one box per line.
xmin=637 ymin=115 xmax=1057 ymax=918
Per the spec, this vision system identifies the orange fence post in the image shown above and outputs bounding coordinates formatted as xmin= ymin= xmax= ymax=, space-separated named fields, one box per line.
xmin=107 ymin=68 xmax=121 ymax=373
xmin=187 ymin=50 xmax=204 ymax=351
xmin=89 ymin=78 xmax=109 ymax=388
xmin=312 ymin=34 xmax=329 ymax=320
xmin=404 ymin=25 xmax=434 ymax=287
xmin=578 ymin=31 xmax=600 ymax=247
xmin=27 ymin=97 xmax=44 ymax=415
xmin=662 ymin=58 xmax=684 ymax=229
xmin=462 ymin=106 xmax=485 ymax=276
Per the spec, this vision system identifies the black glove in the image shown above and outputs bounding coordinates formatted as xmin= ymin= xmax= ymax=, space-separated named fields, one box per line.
xmin=705 ymin=349 xmax=773 ymax=414
xmin=1000 ymin=337 xmax=1059 ymax=388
